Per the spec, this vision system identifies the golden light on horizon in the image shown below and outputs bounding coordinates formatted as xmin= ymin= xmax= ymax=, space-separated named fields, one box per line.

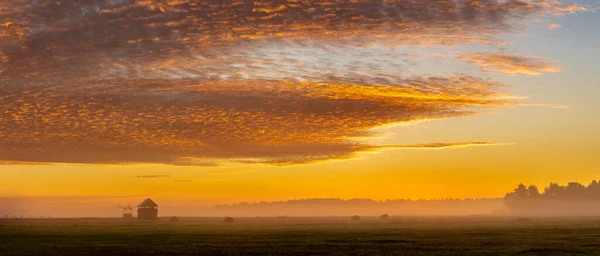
xmin=1 ymin=0 xmax=599 ymax=212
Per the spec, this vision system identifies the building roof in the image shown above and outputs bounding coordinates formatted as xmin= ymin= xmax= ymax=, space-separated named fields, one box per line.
xmin=138 ymin=198 xmax=158 ymax=208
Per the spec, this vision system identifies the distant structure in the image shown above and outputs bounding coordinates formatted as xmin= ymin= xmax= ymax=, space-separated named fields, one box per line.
xmin=137 ymin=198 xmax=158 ymax=220
xmin=118 ymin=205 xmax=134 ymax=219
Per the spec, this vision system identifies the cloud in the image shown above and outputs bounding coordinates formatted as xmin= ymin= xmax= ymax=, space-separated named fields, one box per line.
xmin=0 ymin=0 xmax=589 ymax=82
xmin=207 ymin=170 xmax=255 ymax=175
xmin=0 ymin=0 xmax=584 ymax=166
xmin=0 ymin=0 xmax=542 ymax=47
xmin=380 ymin=142 xmax=512 ymax=149
xmin=458 ymin=53 xmax=561 ymax=75
xmin=518 ymin=103 xmax=570 ymax=109
xmin=536 ymin=0 xmax=596 ymax=15
xmin=238 ymin=142 xmax=511 ymax=166
xmin=0 ymin=161 xmax=54 ymax=166
xmin=0 ymin=76 xmax=514 ymax=165
xmin=135 ymin=175 xmax=171 ymax=178
xmin=0 ymin=1 xmax=585 ymax=83
xmin=548 ymin=23 xmax=562 ymax=29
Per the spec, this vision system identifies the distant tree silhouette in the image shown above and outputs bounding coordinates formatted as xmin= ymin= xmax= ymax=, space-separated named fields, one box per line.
xmin=513 ymin=184 xmax=528 ymax=197
xmin=543 ymin=183 xmax=565 ymax=198
xmin=505 ymin=180 xmax=600 ymax=215
xmin=566 ymin=182 xmax=586 ymax=199
xmin=588 ymin=180 xmax=600 ymax=198
xmin=224 ymin=217 xmax=234 ymax=223
xmin=380 ymin=214 xmax=390 ymax=220
xmin=527 ymin=185 xmax=541 ymax=198
xmin=350 ymin=215 xmax=360 ymax=221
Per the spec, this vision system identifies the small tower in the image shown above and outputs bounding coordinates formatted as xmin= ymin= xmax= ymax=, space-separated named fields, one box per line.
xmin=119 ymin=205 xmax=133 ymax=220
xmin=118 ymin=205 xmax=134 ymax=219
xmin=137 ymin=198 xmax=158 ymax=220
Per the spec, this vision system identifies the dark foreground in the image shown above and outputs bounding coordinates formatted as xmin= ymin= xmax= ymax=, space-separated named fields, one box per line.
xmin=1 ymin=217 xmax=600 ymax=255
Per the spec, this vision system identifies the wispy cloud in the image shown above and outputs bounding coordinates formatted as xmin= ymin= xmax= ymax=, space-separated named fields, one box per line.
xmin=380 ymin=142 xmax=513 ymax=150
xmin=548 ymin=23 xmax=562 ymax=29
xmin=135 ymin=175 xmax=171 ymax=179
xmin=0 ymin=161 xmax=54 ymax=166
xmin=458 ymin=53 xmax=561 ymax=75
xmin=207 ymin=170 xmax=255 ymax=175
xmin=238 ymin=142 xmax=511 ymax=165
xmin=537 ymin=0 xmax=596 ymax=15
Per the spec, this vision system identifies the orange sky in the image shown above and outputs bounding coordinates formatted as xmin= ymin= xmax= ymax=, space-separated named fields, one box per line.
xmin=1 ymin=0 xmax=599 ymax=210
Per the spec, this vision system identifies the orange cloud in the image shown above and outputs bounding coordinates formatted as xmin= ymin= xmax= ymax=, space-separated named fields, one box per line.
xmin=380 ymin=142 xmax=512 ymax=150
xmin=0 ymin=76 xmax=515 ymax=165
xmin=237 ymin=142 xmax=511 ymax=165
xmin=0 ymin=0 xmax=586 ymax=87
xmin=458 ymin=53 xmax=561 ymax=75
xmin=536 ymin=0 xmax=595 ymax=16
xmin=0 ymin=161 xmax=55 ymax=166
xmin=0 ymin=0 xmax=581 ymax=73
xmin=548 ymin=23 xmax=562 ymax=29
xmin=207 ymin=170 xmax=255 ymax=175
xmin=135 ymin=175 xmax=171 ymax=179
xmin=0 ymin=0 xmax=581 ymax=166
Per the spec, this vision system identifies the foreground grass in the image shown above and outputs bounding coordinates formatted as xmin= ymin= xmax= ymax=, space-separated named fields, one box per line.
xmin=1 ymin=217 xmax=600 ymax=255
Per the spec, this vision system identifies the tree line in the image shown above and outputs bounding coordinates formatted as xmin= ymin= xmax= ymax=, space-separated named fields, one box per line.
xmin=505 ymin=180 xmax=600 ymax=201
xmin=504 ymin=180 xmax=600 ymax=213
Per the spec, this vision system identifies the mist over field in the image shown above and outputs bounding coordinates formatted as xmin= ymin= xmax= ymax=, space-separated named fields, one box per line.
xmin=0 ymin=197 xmax=506 ymax=218
xmin=3 ymin=180 xmax=600 ymax=218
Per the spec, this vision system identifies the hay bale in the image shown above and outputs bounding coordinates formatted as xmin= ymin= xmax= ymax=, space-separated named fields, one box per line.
xmin=380 ymin=214 xmax=390 ymax=220
xmin=350 ymin=215 xmax=361 ymax=221
xmin=224 ymin=217 xmax=234 ymax=223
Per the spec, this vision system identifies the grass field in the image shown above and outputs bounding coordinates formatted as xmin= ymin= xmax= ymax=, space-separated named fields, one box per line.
xmin=2 ymin=216 xmax=600 ymax=255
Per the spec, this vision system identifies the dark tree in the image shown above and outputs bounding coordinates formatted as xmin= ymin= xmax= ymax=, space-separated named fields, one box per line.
xmin=543 ymin=183 xmax=565 ymax=198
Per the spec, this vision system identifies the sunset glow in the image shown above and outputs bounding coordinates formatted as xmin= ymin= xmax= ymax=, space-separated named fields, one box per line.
xmin=1 ymin=0 xmax=599 ymax=216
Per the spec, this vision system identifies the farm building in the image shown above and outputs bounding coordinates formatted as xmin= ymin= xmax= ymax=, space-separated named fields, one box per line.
xmin=137 ymin=198 xmax=158 ymax=220
xmin=122 ymin=206 xmax=133 ymax=219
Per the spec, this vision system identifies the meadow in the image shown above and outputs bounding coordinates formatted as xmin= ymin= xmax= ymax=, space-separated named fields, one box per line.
xmin=1 ymin=216 xmax=600 ymax=255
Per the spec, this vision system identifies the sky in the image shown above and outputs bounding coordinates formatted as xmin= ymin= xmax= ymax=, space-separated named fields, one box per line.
xmin=0 ymin=0 xmax=599 ymax=211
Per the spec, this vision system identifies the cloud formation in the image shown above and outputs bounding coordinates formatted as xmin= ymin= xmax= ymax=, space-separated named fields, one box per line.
xmin=381 ymin=142 xmax=511 ymax=149
xmin=208 ymin=170 xmax=255 ymax=175
xmin=240 ymin=142 xmax=510 ymax=165
xmin=548 ymin=23 xmax=562 ymax=29
xmin=537 ymin=0 xmax=596 ymax=15
xmin=0 ymin=0 xmax=589 ymax=82
xmin=135 ymin=175 xmax=171 ymax=178
xmin=0 ymin=0 xmax=585 ymax=166
xmin=458 ymin=53 xmax=561 ymax=75
xmin=0 ymin=76 xmax=511 ymax=165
